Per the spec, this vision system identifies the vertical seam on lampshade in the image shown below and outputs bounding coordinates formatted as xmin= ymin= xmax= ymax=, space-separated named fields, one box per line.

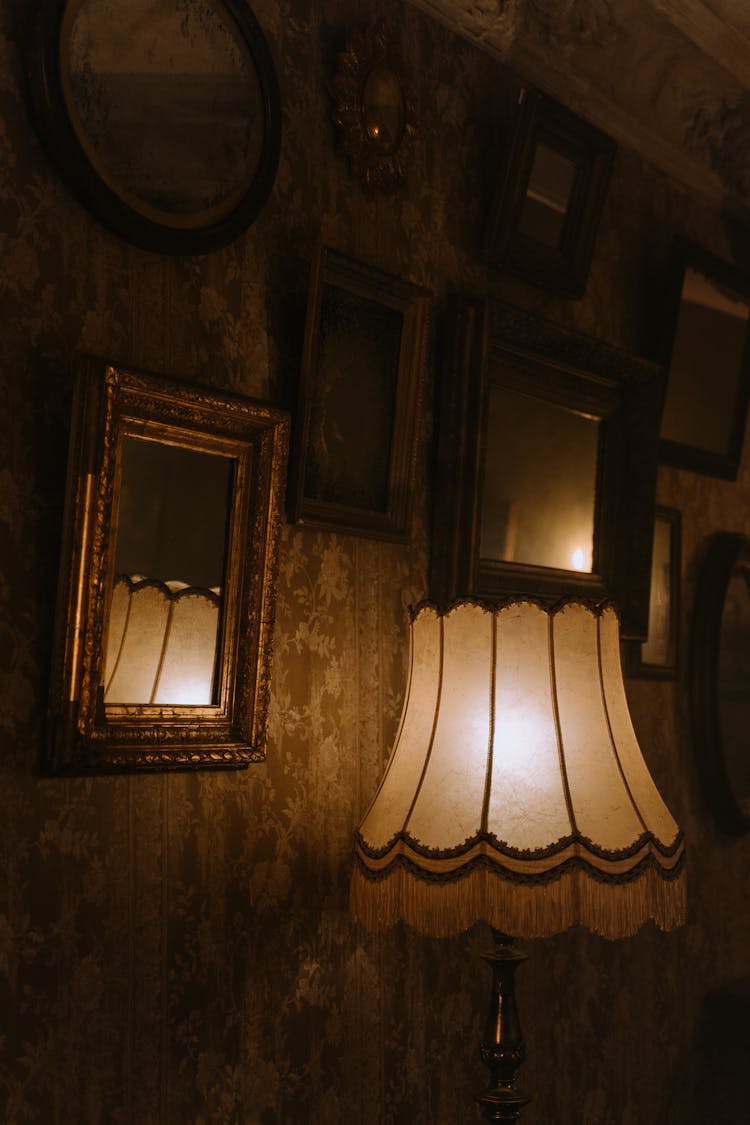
xmin=150 ymin=600 xmax=176 ymax=704
xmin=377 ymin=542 xmax=384 ymax=776
xmin=104 ymin=579 xmax=133 ymax=697
xmin=549 ymin=611 xmax=579 ymax=836
xmin=402 ymin=612 xmax=445 ymax=836
xmin=596 ymin=613 xmax=648 ymax=835
xmin=481 ymin=610 xmax=497 ymax=834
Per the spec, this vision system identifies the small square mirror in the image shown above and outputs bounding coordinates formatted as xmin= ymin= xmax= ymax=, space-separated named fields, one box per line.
xmin=486 ymin=88 xmax=615 ymax=298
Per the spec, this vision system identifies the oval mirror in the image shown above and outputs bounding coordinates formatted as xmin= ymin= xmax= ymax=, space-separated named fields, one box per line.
xmin=27 ymin=0 xmax=281 ymax=254
xmin=691 ymin=532 xmax=750 ymax=832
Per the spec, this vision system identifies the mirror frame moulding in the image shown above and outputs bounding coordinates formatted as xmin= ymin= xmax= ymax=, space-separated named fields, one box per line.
xmin=46 ymin=359 xmax=290 ymax=775
xmin=25 ymin=0 xmax=282 ymax=255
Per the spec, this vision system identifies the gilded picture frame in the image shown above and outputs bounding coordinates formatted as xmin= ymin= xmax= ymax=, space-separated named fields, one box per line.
xmin=46 ymin=359 xmax=289 ymax=774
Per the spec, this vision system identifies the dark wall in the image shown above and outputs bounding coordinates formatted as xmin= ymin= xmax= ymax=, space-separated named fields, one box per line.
xmin=2 ymin=0 xmax=749 ymax=1122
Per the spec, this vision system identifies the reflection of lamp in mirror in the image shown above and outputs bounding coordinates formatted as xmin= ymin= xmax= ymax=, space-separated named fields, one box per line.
xmin=351 ymin=599 xmax=685 ymax=1122
xmin=106 ymin=435 xmax=232 ymax=706
xmin=480 ymin=385 xmax=599 ymax=574
xmin=570 ymin=544 xmax=591 ymax=572
xmin=104 ymin=576 xmax=220 ymax=705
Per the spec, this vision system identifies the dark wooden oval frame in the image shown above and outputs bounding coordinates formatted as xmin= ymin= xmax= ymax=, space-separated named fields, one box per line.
xmin=691 ymin=531 xmax=750 ymax=834
xmin=25 ymin=0 xmax=281 ymax=255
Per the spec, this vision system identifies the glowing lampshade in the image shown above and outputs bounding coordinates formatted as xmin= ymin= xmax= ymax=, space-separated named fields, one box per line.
xmin=351 ymin=599 xmax=685 ymax=939
xmin=104 ymin=575 xmax=220 ymax=705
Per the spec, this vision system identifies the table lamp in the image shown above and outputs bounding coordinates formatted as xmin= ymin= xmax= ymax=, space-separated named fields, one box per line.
xmin=351 ymin=598 xmax=685 ymax=1121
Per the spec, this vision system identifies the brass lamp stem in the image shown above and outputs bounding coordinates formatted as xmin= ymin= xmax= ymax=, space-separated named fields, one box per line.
xmin=476 ymin=929 xmax=530 ymax=1123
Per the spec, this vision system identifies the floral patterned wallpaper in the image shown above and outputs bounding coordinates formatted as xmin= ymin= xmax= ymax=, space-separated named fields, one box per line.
xmin=2 ymin=0 xmax=750 ymax=1122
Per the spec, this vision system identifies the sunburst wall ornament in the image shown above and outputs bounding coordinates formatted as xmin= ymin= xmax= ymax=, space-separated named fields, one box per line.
xmin=329 ymin=18 xmax=417 ymax=193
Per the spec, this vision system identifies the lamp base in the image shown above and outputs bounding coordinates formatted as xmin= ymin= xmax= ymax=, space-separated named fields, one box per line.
xmin=476 ymin=930 xmax=530 ymax=1123
xmin=475 ymin=1089 xmax=530 ymax=1123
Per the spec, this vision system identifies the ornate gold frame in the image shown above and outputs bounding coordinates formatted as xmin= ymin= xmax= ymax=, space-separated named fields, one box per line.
xmin=46 ymin=360 xmax=289 ymax=773
xmin=329 ymin=18 xmax=416 ymax=193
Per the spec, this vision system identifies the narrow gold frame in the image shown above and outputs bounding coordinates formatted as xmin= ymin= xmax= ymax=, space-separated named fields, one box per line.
xmin=46 ymin=359 xmax=289 ymax=773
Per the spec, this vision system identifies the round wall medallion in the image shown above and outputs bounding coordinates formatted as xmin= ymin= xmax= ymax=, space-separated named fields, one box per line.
xmin=329 ymin=19 xmax=416 ymax=194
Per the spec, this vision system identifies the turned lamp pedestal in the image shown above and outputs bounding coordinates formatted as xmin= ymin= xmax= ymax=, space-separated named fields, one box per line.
xmin=476 ymin=931 xmax=530 ymax=1123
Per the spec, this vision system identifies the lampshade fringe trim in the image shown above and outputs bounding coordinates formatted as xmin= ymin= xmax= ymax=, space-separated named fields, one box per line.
xmin=349 ymin=861 xmax=687 ymax=939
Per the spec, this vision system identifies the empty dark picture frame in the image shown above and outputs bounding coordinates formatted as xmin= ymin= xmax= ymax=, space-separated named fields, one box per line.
xmin=431 ymin=297 xmax=664 ymax=640
xmin=288 ymin=247 xmax=430 ymax=541
xmin=628 ymin=506 xmax=681 ymax=679
xmin=485 ymin=87 xmax=615 ymax=298
xmin=659 ymin=243 xmax=750 ymax=479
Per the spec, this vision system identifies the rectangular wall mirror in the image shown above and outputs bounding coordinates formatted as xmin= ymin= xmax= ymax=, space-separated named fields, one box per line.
xmin=431 ymin=298 xmax=664 ymax=640
xmin=659 ymin=241 xmax=750 ymax=480
xmin=46 ymin=360 xmax=289 ymax=774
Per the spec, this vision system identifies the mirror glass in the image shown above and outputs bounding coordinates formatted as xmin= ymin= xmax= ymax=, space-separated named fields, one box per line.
xmin=104 ymin=437 xmax=232 ymax=706
xmin=304 ymin=284 xmax=402 ymax=511
xmin=518 ymin=142 xmax=576 ymax=248
xmin=362 ymin=65 xmax=405 ymax=153
xmin=718 ymin=550 xmax=750 ymax=815
xmin=60 ymin=0 xmax=264 ymax=227
xmin=480 ymin=386 xmax=599 ymax=572
xmin=641 ymin=514 xmax=673 ymax=666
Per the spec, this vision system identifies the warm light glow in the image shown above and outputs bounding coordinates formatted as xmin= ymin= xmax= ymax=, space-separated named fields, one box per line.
xmin=571 ymin=546 xmax=587 ymax=571
xmin=104 ymin=575 xmax=220 ymax=705
xmin=351 ymin=600 xmax=686 ymax=939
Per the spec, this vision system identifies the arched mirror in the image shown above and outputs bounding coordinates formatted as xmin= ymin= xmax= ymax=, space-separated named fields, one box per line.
xmin=691 ymin=532 xmax=750 ymax=832
xmin=47 ymin=360 xmax=289 ymax=773
xmin=27 ymin=0 xmax=281 ymax=253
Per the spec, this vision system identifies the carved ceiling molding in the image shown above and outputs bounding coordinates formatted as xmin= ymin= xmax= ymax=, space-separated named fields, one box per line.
xmin=523 ymin=0 xmax=617 ymax=54
xmin=408 ymin=0 xmax=750 ymax=209
xmin=645 ymin=0 xmax=750 ymax=89
xmin=408 ymin=0 xmax=523 ymax=55
xmin=686 ymin=98 xmax=750 ymax=200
